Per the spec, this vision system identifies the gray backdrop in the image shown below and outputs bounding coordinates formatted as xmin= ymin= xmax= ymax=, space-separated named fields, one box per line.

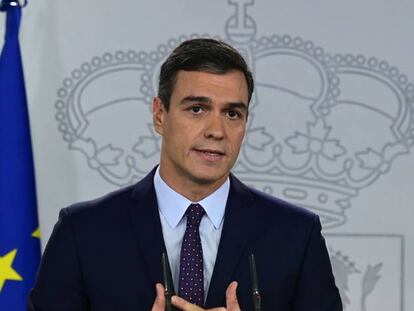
xmin=1 ymin=0 xmax=413 ymax=310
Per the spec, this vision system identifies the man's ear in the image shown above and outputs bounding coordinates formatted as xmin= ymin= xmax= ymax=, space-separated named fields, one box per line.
xmin=153 ymin=96 xmax=165 ymax=135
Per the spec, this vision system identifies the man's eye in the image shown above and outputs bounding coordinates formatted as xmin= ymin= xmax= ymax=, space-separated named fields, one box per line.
xmin=227 ymin=110 xmax=241 ymax=119
xmin=190 ymin=106 xmax=203 ymax=114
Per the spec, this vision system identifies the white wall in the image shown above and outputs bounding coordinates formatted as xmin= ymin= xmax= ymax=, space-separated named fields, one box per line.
xmin=2 ymin=0 xmax=413 ymax=310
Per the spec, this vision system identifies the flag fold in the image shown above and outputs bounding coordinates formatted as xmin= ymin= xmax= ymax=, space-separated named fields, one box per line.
xmin=0 ymin=2 xmax=41 ymax=310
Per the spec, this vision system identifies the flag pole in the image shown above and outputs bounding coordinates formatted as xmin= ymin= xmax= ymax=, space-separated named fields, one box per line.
xmin=0 ymin=0 xmax=27 ymax=11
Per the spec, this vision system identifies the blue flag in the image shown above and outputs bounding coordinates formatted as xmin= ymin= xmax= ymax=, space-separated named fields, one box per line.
xmin=0 ymin=1 xmax=41 ymax=310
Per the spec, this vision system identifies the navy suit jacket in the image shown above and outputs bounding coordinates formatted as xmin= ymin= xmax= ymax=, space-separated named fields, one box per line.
xmin=29 ymin=168 xmax=342 ymax=310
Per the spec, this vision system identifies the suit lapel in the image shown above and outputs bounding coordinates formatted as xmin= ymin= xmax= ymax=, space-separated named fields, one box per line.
xmin=128 ymin=168 xmax=166 ymax=287
xmin=205 ymin=174 xmax=254 ymax=308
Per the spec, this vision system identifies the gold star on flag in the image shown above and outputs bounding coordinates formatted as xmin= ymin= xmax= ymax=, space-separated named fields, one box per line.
xmin=32 ymin=227 xmax=41 ymax=239
xmin=0 ymin=249 xmax=23 ymax=292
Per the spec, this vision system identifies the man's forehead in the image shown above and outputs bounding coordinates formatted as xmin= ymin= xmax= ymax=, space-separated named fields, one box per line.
xmin=172 ymin=70 xmax=249 ymax=98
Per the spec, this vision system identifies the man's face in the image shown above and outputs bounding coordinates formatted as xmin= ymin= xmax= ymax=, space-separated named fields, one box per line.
xmin=153 ymin=70 xmax=248 ymax=190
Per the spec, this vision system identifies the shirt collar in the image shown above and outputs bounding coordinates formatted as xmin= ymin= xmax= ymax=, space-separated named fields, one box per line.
xmin=154 ymin=167 xmax=229 ymax=229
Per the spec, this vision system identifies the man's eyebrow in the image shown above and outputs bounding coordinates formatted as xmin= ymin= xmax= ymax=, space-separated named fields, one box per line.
xmin=179 ymin=96 xmax=248 ymax=112
xmin=224 ymin=102 xmax=248 ymax=111
xmin=180 ymin=96 xmax=211 ymax=104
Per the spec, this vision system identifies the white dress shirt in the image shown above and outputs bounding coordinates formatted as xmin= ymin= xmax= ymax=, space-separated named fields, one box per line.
xmin=154 ymin=167 xmax=229 ymax=299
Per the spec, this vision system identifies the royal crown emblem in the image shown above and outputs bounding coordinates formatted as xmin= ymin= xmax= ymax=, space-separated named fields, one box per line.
xmin=54 ymin=0 xmax=414 ymax=231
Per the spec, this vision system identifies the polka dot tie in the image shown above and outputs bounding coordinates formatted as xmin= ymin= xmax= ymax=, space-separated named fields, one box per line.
xmin=178 ymin=204 xmax=205 ymax=307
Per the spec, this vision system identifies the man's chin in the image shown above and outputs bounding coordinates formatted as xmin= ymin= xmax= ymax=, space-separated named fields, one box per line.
xmin=188 ymin=171 xmax=229 ymax=186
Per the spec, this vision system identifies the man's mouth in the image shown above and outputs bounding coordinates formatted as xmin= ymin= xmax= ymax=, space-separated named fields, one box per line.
xmin=194 ymin=148 xmax=225 ymax=155
xmin=193 ymin=148 xmax=225 ymax=161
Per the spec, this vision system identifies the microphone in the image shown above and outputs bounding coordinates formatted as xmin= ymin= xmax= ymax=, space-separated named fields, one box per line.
xmin=162 ymin=252 xmax=175 ymax=311
xmin=249 ymin=254 xmax=261 ymax=311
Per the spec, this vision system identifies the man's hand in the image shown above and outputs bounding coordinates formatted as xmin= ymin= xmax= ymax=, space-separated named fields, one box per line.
xmin=151 ymin=282 xmax=241 ymax=311
xmin=151 ymin=283 xmax=166 ymax=311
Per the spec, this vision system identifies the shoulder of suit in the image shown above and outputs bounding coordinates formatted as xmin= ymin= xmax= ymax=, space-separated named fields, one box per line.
xmin=59 ymin=183 xmax=137 ymax=222
xmin=59 ymin=167 xmax=157 ymax=222
xmin=234 ymin=175 xmax=317 ymax=224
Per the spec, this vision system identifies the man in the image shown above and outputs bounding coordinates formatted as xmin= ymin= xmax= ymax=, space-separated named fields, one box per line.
xmin=29 ymin=39 xmax=342 ymax=311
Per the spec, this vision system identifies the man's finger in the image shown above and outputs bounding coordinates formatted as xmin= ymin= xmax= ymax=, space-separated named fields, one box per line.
xmin=171 ymin=284 xmax=239 ymax=311
xmin=171 ymin=295 xmax=205 ymax=311
xmin=225 ymin=282 xmax=240 ymax=310
xmin=151 ymin=283 xmax=166 ymax=311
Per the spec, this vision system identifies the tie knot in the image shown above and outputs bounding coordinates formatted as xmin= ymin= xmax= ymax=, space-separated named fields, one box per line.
xmin=186 ymin=204 xmax=205 ymax=225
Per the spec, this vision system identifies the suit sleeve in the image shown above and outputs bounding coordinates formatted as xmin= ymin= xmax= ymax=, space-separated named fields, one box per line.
xmin=292 ymin=215 xmax=343 ymax=311
xmin=28 ymin=208 xmax=89 ymax=311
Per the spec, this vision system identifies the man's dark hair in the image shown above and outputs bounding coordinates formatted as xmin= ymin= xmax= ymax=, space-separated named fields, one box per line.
xmin=158 ymin=38 xmax=254 ymax=110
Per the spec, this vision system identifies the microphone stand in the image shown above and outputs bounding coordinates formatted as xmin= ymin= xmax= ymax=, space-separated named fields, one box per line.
xmin=249 ymin=254 xmax=261 ymax=311
xmin=162 ymin=252 xmax=175 ymax=311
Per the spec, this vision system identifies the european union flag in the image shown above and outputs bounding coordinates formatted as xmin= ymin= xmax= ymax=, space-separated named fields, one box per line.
xmin=0 ymin=1 xmax=41 ymax=310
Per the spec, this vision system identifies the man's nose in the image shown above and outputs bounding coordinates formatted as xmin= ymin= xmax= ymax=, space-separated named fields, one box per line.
xmin=204 ymin=114 xmax=225 ymax=140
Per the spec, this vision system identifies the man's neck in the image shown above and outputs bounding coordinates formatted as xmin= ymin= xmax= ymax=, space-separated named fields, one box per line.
xmin=158 ymin=166 xmax=228 ymax=202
